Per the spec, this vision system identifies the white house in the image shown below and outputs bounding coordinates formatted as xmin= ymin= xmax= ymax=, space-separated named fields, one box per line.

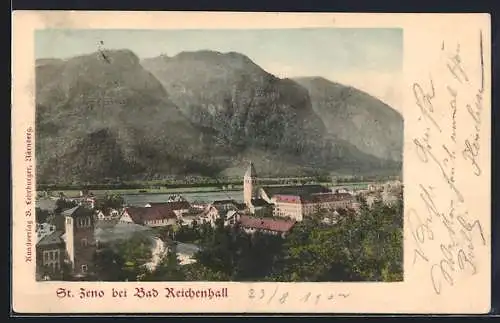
xmin=198 ymin=205 xmax=222 ymax=227
xmin=119 ymin=206 xmax=177 ymax=227
xmin=95 ymin=208 xmax=120 ymax=221
xmin=224 ymin=210 xmax=241 ymax=227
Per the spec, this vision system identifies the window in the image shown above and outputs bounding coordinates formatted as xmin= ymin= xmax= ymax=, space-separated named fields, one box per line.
xmin=81 ymin=238 xmax=88 ymax=247
xmin=77 ymin=217 xmax=92 ymax=228
xmin=66 ymin=218 xmax=71 ymax=225
xmin=81 ymin=264 xmax=88 ymax=273
xmin=43 ymin=250 xmax=59 ymax=266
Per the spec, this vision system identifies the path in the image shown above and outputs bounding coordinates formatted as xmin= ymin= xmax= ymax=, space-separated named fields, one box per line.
xmin=144 ymin=237 xmax=165 ymax=272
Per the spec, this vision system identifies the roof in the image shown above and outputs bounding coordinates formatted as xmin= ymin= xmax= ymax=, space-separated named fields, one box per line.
xmin=37 ymin=230 xmax=64 ymax=246
xmin=261 ymin=185 xmax=330 ymax=197
xmin=306 ymin=193 xmax=354 ymax=203
xmin=212 ymin=200 xmax=239 ymax=206
xmin=239 ymin=215 xmax=295 ymax=233
xmin=185 ymin=208 xmax=204 ymax=216
xmin=45 ymin=213 xmax=64 ymax=231
xmin=234 ymin=202 xmax=247 ymax=210
xmin=274 ymin=192 xmax=354 ymax=204
xmin=147 ymin=201 xmax=190 ymax=210
xmin=225 ymin=210 xmax=240 ymax=220
xmin=251 ymin=198 xmax=272 ymax=207
xmin=213 ymin=205 xmax=229 ymax=214
xmin=124 ymin=206 xmax=177 ymax=224
xmin=61 ymin=205 xmax=93 ymax=218
xmin=244 ymin=162 xmax=257 ymax=178
xmin=212 ymin=200 xmax=246 ymax=210
xmin=274 ymin=195 xmax=302 ymax=204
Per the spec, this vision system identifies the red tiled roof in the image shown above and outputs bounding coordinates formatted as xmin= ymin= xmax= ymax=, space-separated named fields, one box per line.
xmin=263 ymin=185 xmax=330 ymax=197
xmin=307 ymin=193 xmax=353 ymax=203
xmin=274 ymin=193 xmax=353 ymax=204
xmin=274 ymin=195 xmax=302 ymax=203
xmin=124 ymin=206 xmax=177 ymax=224
xmin=147 ymin=201 xmax=190 ymax=210
xmin=239 ymin=215 xmax=295 ymax=233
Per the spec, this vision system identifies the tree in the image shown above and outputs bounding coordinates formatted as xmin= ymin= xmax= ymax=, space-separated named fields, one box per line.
xmin=143 ymin=248 xmax=185 ymax=281
xmin=183 ymin=262 xmax=230 ymax=281
xmin=274 ymin=195 xmax=403 ymax=282
xmin=195 ymin=222 xmax=235 ymax=276
xmin=232 ymin=231 xmax=284 ymax=281
xmin=84 ymin=195 xmax=403 ymax=283
xmin=35 ymin=207 xmax=50 ymax=223
xmin=113 ymin=233 xmax=153 ymax=281
xmin=93 ymin=247 xmax=126 ymax=281
xmin=340 ymin=197 xmax=403 ymax=281
xmin=175 ymin=225 xmax=198 ymax=243
xmin=95 ymin=193 xmax=125 ymax=212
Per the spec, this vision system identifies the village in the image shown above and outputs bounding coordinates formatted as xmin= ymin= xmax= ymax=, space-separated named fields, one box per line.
xmin=34 ymin=162 xmax=403 ymax=281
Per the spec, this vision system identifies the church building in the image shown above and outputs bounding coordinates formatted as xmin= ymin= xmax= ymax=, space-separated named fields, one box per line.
xmin=243 ymin=162 xmax=273 ymax=217
xmin=243 ymin=162 xmax=355 ymax=222
xmin=61 ymin=205 xmax=97 ymax=279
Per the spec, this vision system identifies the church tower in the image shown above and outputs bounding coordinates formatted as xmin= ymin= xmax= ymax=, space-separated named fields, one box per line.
xmin=244 ymin=161 xmax=257 ymax=207
xmin=62 ymin=205 xmax=96 ymax=278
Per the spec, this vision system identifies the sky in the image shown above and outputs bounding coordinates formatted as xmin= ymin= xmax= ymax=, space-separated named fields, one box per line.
xmin=35 ymin=28 xmax=403 ymax=109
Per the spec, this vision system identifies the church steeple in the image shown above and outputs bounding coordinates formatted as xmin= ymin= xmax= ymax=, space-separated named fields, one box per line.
xmin=243 ymin=161 xmax=257 ymax=207
xmin=244 ymin=161 xmax=257 ymax=178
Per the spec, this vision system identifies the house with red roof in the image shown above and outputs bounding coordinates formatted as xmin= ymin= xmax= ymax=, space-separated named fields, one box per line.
xmin=272 ymin=192 xmax=355 ymax=221
xmin=144 ymin=201 xmax=191 ymax=217
xmin=242 ymin=162 xmax=354 ymax=222
xmin=238 ymin=215 xmax=295 ymax=238
xmin=119 ymin=205 xmax=177 ymax=227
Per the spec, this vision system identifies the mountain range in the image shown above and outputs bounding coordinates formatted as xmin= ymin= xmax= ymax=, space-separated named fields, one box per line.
xmin=35 ymin=49 xmax=403 ymax=184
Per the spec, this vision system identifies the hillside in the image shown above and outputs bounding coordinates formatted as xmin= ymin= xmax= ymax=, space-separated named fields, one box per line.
xmin=294 ymin=77 xmax=403 ymax=162
xmin=142 ymin=51 xmax=392 ymax=173
xmin=36 ymin=49 xmax=401 ymax=184
xmin=36 ymin=50 xmax=227 ymax=183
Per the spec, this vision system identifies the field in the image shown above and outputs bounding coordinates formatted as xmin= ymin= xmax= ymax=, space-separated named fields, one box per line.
xmin=39 ymin=186 xmax=243 ymax=198
xmin=37 ymin=181 xmax=379 ymax=199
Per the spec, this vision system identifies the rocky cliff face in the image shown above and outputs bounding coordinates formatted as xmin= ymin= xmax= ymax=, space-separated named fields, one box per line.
xmin=36 ymin=50 xmax=223 ymax=183
xmin=35 ymin=49 xmax=402 ymax=184
xmin=142 ymin=51 xmax=392 ymax=173
xmin=294 ymin=77 xmax=403 ymax=162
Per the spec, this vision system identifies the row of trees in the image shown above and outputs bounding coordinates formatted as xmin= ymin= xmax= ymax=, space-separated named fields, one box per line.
xmin=37 ymin=173 xmax=400 ymax=192
xmin=94 ymin=193 xmax=125 ymax=212
xmin=92 ymin=196 xmax=403 ymax=282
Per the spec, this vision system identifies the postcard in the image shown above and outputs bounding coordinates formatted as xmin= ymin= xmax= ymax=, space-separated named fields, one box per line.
xmin=11 ymin=11 xmax=491 ymax=314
